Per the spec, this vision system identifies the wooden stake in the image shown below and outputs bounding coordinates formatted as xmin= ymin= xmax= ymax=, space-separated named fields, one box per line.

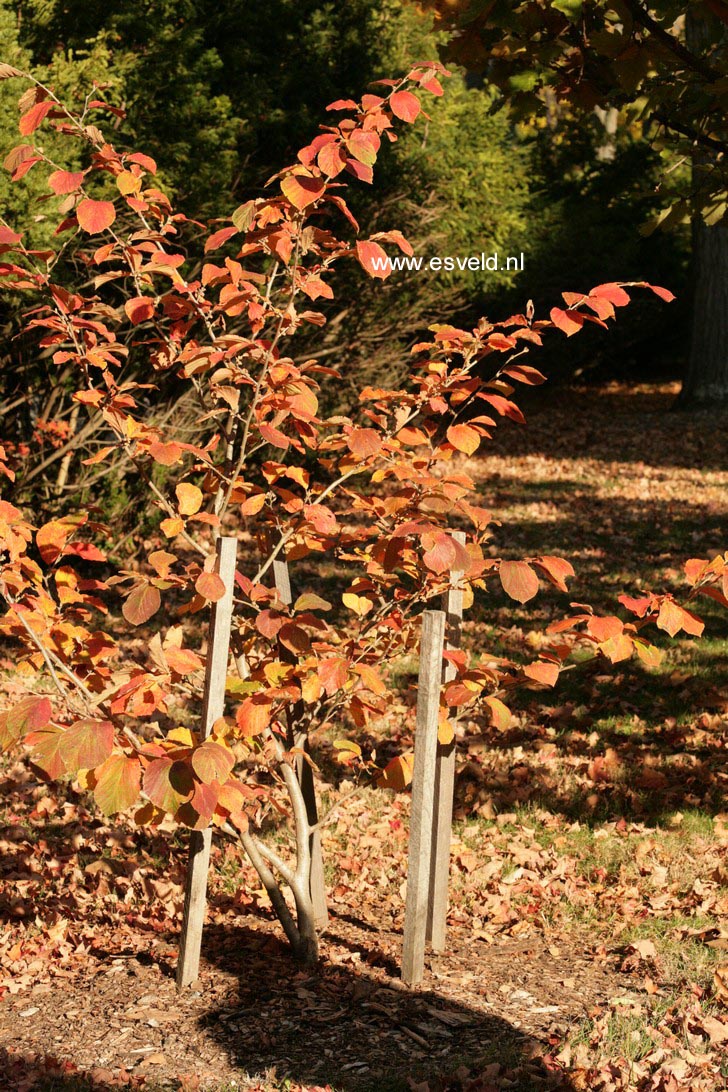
xmin=402 ymin=609 xmax=446 ymax=987
xmin=177 ymin=535 xmax=238 ymax=990
xmin=427 ymin=531 xmax=466 ymax=953
xmin=273 ymin=557 xmax=328 ymax=930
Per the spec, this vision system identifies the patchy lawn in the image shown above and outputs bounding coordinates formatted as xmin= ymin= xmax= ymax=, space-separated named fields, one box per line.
xmin=1 ymin=382 xmax=727 ymax=1091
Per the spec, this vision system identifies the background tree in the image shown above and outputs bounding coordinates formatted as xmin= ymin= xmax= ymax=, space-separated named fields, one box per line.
xmin=418 ymin=0 xmax=728 ymax=407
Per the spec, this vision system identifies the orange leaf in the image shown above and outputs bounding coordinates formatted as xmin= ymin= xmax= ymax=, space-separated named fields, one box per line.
xmin=534 ymin=555 xmax=575 ymax=593
xmin=377 ymin=752 xmax=414 ymax=791
xmin=148 ymin=441 xmax=183 ymax=466
xmin=123 ymin=583 xmax=161 ymax=625
xmin=125 ymin=296 xmax=154 ymax=324
xmin=48 ymin=170 xmax=85 ymax=194
xmin=191 ymin=740 xmax=234 ymax=784
xmin=160 ymin=517 xmax=184 ymax=538
xmin=447 ymin=423 xmax=480 ymax=456
xmin=196 ymin=571 xmax=226 ymax=602
xmin=657 ymin=599 xmax=704 ymax=638
xmin=143 ymin=757 xmax=194 ymax=812
xmin=235 ymin=696 xmax=272 ymax=737
xmin=241 ymin=493 xmax=266 ymax=516
xmin=356 ymin=240 xmax=390 ymax=279
xmin=347 ymin=427 xmax=383 ymax=458
xmin=484 ymin=696 xmax=511 ymax=730
xmin=281 ymin=171 xmax=325 ymax=209
xmin=550 ymin=307 xmax=584 ymax=336
xmin=0 ymin=695 xmax=52 ymax=750
xmin=164 ymin=646 xmax=203 ymax=675
xmin=76 ymin=199 xmax=116 ymax=234
xmin=390 ymin=90 xmax=421 ymax=123
xmin=523 ymin=661 xmax=559 ymax=687
xmin=19 ymin=100 xmax=52 ymax=135
xmin=499 ymin=560 xmax=539 ymax=603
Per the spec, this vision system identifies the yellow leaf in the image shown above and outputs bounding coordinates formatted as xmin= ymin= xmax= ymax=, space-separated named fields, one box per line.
xmin=333 ymin=739 xmax=362 ymax=756
xmin=438 ymin=717 xmax=454 ymax=746
xmin=167 ymin=726 xmax=196 ymax=746
xmin=302 ymin=674 xmax=321 ymax=703
xmin=176 ymin=483 xmax=203 ymax=516
xmin=343 ymin=592 xmax=373 ymax=616
xmin=117 ymin=170 xmax=141 ymax=195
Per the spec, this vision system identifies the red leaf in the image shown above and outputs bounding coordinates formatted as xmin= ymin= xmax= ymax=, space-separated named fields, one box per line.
xmin=499 ymin=560 xmax=539 ymax=603
xmin=0 ymin=225 xmax=21 ymax=245
xmin=195 ymin=571 xmax=226 ymax=602
xmin=347 ymin=427 xmax=383 ymax=458
xmin=76 ymin=199 xmax=116 ymax=234
xmin=124 ymin=296 xmax=154 ymax=324
xmin=19 ymin=100 xmax=52 ymax=135
xmin=356 ymin=240 xmax=390 ymax=279
xmin=590 ymin=282 xmax=630 ymax=307
xmin=123 ymin=583 xmax=161 ymax=625
xmin=205 ymin=225 xmax=238 ymax=251
xmin=550 ymin=307 xmax=585 ymax=336
xmin=48 ymin=170 xmax=85 ymax=194
xmin=390 ymin=90 xmax=421 ymax=123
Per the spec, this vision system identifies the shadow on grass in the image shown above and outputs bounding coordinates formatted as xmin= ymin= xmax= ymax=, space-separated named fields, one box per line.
xmin=453 ymin=645 xmax=728 ymax=826
xmin=473 ymin=384 xmax=728 ymax=472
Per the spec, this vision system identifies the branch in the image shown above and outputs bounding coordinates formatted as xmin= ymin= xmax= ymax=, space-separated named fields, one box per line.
xmin=623 ymin=0 xmax=723 ymax=83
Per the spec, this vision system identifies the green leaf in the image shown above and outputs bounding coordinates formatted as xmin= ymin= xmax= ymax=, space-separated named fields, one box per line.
xmin=551 ymin=0 xmax=583 ymax=18
xmin=60 ymin=719 xmax=115 ymax=771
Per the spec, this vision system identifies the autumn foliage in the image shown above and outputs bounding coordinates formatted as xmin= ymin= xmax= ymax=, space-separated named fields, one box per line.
xmin=0 ymin=59 xmax=726 ymax=957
